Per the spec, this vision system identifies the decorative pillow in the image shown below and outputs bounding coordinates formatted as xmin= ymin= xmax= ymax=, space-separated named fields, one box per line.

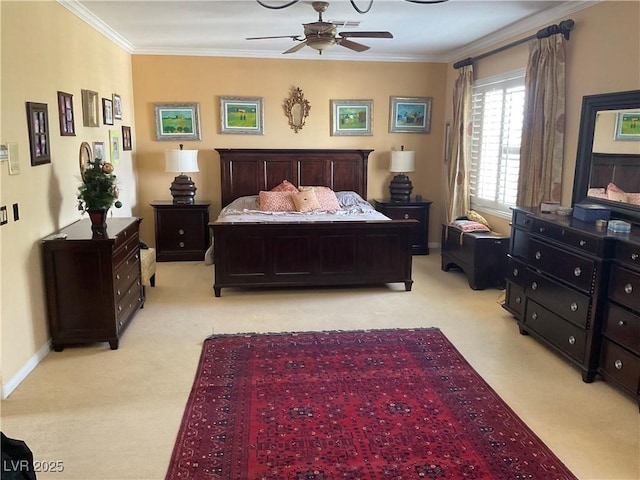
xmin=627 ymin=193 xmax=640 ymax=206
xmin=292 ymin=189 xmax=321 ymax=212
xmin=270 ymin=180 xmax=298 ymax=193
xmin=607 ymin=183 xmax=628 ymax=203
xmin=587 ymin=187 xmax=607 ymax=199
xmin=258 ymin=191 xmax=295 ymax=212
xmin=465 ymin=210 xmax=490 ymax=228
xmin=450 ymin=219 xmax=491 ymax=232
xmin=299 ymin=186 xmax=341 ymax=211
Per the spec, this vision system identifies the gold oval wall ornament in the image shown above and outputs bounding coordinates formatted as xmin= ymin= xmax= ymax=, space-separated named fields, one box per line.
xmin=79 ymin=141 xmax=92 ymax=179
xmin=284 ymin=87 xmax=311 ymax=133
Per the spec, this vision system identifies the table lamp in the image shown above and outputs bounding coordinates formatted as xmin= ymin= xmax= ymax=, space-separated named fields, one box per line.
xmin=165 ymin=144 xmax=199 ymax=204
xmin=389 ymin=146 xmax=415 ymax=202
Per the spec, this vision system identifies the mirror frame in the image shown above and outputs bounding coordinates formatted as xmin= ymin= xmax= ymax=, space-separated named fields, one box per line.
xmin=572 ymin=89 xmax=640 ymax=222
xmin=284 ymin=87 xmax=311 ymax=133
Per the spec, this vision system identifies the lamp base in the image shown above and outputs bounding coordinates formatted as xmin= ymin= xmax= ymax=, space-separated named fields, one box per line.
xmin=389 ymin=174 xmax=413 ymax=202
xmin=170 ymin=174 xmax=197 ymax=205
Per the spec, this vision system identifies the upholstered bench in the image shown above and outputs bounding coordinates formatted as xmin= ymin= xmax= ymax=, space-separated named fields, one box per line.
xmin=441 ymin=224 xmax=509 ymax=290
xmin=140 ymin=247 xmax=156 ymax=295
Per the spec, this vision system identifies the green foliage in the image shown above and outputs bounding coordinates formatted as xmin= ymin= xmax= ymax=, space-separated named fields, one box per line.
xmin=77 ymin=159 xmax=122 ymax=212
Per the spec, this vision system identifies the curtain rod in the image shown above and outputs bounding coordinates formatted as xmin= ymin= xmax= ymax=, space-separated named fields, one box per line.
xmin=453 ymin=19 xmax=574 ymax=69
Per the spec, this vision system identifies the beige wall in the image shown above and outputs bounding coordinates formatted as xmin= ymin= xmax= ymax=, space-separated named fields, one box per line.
xmin=1 ymin=1 xmax=136 ymax=392
xmin=131 ymin=56 xmax=448 ymax=246
xmin=1 ymin=0 xmax=639 ymax=395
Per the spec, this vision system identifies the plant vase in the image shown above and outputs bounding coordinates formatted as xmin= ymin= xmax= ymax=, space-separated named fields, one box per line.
xmin=88 ymin=209 xmax=109 ymax=234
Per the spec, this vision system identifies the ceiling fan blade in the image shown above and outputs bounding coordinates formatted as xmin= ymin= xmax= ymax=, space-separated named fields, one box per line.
xmin=339 ymin=31 xmax=393 ymax=39
xmin=338 ymin=38 xmax=370 ymax=52
xmin=246 ymin=35 xmax=302 ymax=40
xmin=283 ymin=41 xmax=308 ymax=54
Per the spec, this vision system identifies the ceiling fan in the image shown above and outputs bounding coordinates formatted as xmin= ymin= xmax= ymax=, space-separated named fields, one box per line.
xmin=246 ymin=1 xmax=393 ymax=55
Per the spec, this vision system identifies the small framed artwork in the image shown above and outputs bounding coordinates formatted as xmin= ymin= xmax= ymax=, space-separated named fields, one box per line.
xmin=57 ymin=91 xmax=75 ymax=136
xmin=614 ymin=111 xmax=640 ymax=141
xmin=219 ymin=96 xmax=264 ymax=135
xmin=330 ymin=99 xmax=373 ymax=136
xmin=113 ymin=93 xmax=123 ymax=120
xmin=154 ymin=103 xmax=201 ymax=141
xmin=26 ymin=102 xmax=51 ymax=166
xmin=102 ymin=98 xmax=114 ymax=125
xmin=389 ymin=96 xmax=432 ymax=133
xmin=109 ymin=129 xmax=120 ymax=165
xmin=81 ymin=89 xmax=99 ymax=127
xmin=93 ymin=141 xmax=106 ymax=161
xmin=122 ymin=125 xmax=132 ymax=151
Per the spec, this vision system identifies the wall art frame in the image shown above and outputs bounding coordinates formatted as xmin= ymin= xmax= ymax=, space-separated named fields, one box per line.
xmin=102 ymin=97 xmax=114 ymax=125
xmin=330 ymin=99 xmax=373 ymax=136
xmin=122 ymin=125 xmax=132 ymax=151
xmin=389 ymin=96 xmax=432 ymax=133
xmin=154 ymin=103 xmax=201 ymax=141
xmin=57 ymin=91 xmax=75 ymax=136
xmin=614 ymin=111 xmax=640 ymax=141
xmin=81 ymin=89 xmax=99 ymax=127
xmin=113 ymin=93 xmax=123 ymax=120
xmin=92 ymin=141 xmax=106 ymax=161
xmin=26 ymin=102 xmax=51 ymax=166
xmin=109 ymin=129 xmax=120 ymax=165
xmin=219 ymin=96 xmax=264 ymax=135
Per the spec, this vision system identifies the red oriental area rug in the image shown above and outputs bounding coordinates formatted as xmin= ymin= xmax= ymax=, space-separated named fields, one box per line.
xmin=166 ymin=329 xmax=577 ymax=480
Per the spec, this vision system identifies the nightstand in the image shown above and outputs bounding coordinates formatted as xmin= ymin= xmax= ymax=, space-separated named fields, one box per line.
xmin=150 ymin=201 xmax=210 ymax=261
xmin=373 ymin=198 xmax=432 ymax=255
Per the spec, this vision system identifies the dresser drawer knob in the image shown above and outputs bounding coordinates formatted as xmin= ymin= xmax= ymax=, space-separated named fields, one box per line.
xmin=579 ymin=240 xmax=586 ymax=247
xmin=531 ymin=312 xmax=538 ymax=320
xmin=539 ymin=227 xmax=545 ymax=233
xmin=570 ymin=302 xmax=578 ymax=312
xmin=117 ymin=289 xmax=121 ymax=296
xmin=118 ymin=305 xmax=123 ymax=312
xmin=531 ymin=281 xmax=538 ymax=290
xmin=632 ymin=253 xmax=639 ymax=261
xmin=574 ymin=267 xmax=582 ymax=277
xmin=618 ymin=320 xmax=627 ymax=327
xmin=515 ymin=296 xmax=522 ymax=304
xmin=403 ymin=213 xmax=409 ymax=219
xmin=614 ymin=359 xmax=623 ymax=370
xmin=568 ymin=336 xmax=576 ymax=345
xmin=624 ymin=283 xmax=633 ymax=294
xmin=179 ymin=229 xmax=185 ymax=235
xmin=179 ymin=242 xmax=185 ymax=248
xmin=513 ymin=268 xmax=519 ymax=277
xmin=535 ymin=251 xmax=541 ymax=260
xmin=116 ymin=274 xmax=120 ymax=280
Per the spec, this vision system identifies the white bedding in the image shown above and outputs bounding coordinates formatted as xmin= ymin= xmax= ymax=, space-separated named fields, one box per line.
xmin=213 ymin=191 xmax=390 ymax=223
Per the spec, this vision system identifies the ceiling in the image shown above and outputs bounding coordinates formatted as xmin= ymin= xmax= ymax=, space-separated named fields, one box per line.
xmin=62 ymin=0 xmax=595 ymax=62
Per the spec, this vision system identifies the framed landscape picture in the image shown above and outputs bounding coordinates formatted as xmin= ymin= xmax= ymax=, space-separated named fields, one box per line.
xmin=614 ymin=111 xmax=640 ymax=140
xmin=219 ymin=96 xmax=264 ymax=134
xmin=330 ymin=99 xmax=373 ymax=136
xmin=389 ymin=96 xmax=432 ymax=133
xmin=154 ymin=103 xmax=201 ymax=141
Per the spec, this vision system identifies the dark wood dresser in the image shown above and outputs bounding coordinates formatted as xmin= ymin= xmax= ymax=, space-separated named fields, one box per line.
xmin=504 ymin=207 xmax=640 ymax=402
xmin=151 ymin=201 xmax=210 ymax=261
xmin=42 ymin=217 xmax=144 ymax=351
xmin=372 ymin=198 xmax=432 ymax=254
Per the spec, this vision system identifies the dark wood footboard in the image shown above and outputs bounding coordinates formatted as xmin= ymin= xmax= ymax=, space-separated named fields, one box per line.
xmin=211 ymin=220 xmax=416 ymax=296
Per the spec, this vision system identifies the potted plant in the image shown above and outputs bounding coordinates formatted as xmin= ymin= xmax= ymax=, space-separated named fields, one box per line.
xmin=77 ymin=158 xmax=122 ymax=232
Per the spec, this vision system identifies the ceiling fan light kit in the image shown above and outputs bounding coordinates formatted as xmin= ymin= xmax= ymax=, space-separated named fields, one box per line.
xmin=247 ymin=1 xmax=394 ymax=55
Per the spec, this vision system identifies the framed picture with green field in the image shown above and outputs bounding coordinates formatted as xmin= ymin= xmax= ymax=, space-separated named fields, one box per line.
xmin=154 ymin=103 xmax=201 ymax=141
xmin=330 ymin=99 xmax=373 ymax=136
xmin=614 ymin=111 xmax=640 ymax=141
xmin=219 ymin=96 xmax=264 ymax=135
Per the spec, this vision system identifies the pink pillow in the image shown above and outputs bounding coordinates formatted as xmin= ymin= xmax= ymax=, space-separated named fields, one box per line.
xmin=299 ymin=186 xmax=341 ymax=211
xmin=258 ymin=191 xmax=295 ymax=212
xmin=270 ymin=180 xmax=298 ymax=193
xmin=607 ymin=183 xmax=628 ymax=203
xmin=292 ymin=190 xmax=321 ymax=212
xmin=450 ymin=220 xmax=490 ymax=232
xmin=627 ymin=193 xmax=640 ymax=206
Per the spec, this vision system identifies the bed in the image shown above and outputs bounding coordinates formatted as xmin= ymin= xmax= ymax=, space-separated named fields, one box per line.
xmin=210 ymin=148 xmax=416 ymax=297
xmin=586 ymin=152 xmax=640 ymax=205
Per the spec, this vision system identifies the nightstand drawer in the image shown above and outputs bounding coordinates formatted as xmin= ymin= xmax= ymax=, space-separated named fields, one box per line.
xmin=151 ymin=201 xmax=210 ymax=261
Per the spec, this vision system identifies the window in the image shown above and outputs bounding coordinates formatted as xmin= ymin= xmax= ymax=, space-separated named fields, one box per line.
xmin=469 ymin=70 xmax=525 ymax=216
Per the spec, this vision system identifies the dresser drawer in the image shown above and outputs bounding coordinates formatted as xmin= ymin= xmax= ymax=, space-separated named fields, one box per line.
xmin=600 ymin=339 xmax=640 ymax=394
xmin=603 ymin=303 xmax=640 ymax=355
xmin=113 ymin=220 xmax=139 ymax=250
xmin=512 ymin=209 xmax=533 ymax=229
xmin=526 ymin=269 xmax=591 ymax=328
xmin=524 ymin=299 xmax=587 ymax=363
xmin=116 ymin=283 xmax=143 ymax=330
xmin=506 ymin=255 xmax=527 ymax=287
xmin=609 ymin=264 xmax=640 ymax=312
xmin=115 ymin=255 xmax=141 ymax=301
xmin=614 ymin=241 xmax=640 ymax=268
xmin=531 ymin=219 xmax=602 ymax=255
xmin=113 ymin=230 xmax=139 ymax=267
xmin=528 ymin=238 xmax=597 ymax=292
xmin=505 ymin=281 xmax=525 ymax=317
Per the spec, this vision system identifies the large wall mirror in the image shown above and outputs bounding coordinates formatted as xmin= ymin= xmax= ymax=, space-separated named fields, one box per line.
xmin=572 ymin=89 xmax=640 ymax=222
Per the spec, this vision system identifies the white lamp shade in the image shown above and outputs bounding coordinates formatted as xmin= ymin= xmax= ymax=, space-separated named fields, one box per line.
xmin=165 ymin=149 xmax=199 ymax=173
xmin=389 ymin=150 xmax=415 ymax=173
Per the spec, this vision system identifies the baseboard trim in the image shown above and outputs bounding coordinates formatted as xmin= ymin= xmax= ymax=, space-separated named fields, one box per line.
xmin=2 ymin=340 xmax=51 ymax=399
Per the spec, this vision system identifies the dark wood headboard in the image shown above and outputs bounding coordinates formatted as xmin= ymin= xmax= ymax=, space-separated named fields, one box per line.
xmin=215 ymin=148 xmax=373 ymax=207
xmin=590 ymin=153 xmax=640 ymax=192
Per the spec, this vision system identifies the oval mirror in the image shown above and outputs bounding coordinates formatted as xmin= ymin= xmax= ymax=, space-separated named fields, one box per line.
xmin=284 ymin=87 xmax=311 ymax=133
xmin=79 ymin=141 xmax=92 ymax=179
